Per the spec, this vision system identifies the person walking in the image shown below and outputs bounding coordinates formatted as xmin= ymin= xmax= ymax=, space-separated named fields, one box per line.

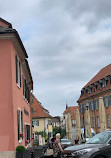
xmin=53 ymin=133 xmax=64 ymax=158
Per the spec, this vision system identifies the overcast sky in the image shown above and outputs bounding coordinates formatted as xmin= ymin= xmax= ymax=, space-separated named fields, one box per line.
xmin=1 ymin=0 xmax=111 ymax=116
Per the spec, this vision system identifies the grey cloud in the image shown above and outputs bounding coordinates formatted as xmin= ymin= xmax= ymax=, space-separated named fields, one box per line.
xmin=1 ymin=0 xmax=111 ymax=116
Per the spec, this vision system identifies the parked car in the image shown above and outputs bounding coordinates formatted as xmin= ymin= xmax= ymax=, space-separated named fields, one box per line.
xmin=81 ymin=128 xmax=96 ymax=142
xmin=63 ymin=130 xmax=111 ymax=158
xmin=61 ymin=139 xmax=72 ymax=149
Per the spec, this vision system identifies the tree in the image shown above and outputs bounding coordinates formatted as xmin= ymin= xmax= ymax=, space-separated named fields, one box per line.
xmin=53 ymin=127 xmax=66 ymax=138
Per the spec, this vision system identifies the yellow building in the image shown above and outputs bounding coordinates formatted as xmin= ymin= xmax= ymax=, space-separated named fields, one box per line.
xmin=31 ymin=94 xmax=53 ymax=141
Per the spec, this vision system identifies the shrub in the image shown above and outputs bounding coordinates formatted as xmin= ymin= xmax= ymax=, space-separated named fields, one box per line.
xmin=16 ymin=145 xmax=25 ymax=152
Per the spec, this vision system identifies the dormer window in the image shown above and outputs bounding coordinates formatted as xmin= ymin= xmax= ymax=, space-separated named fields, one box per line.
xmin=99 ymin=80 xmax=102 ymax=89
xmin=102 ymin=79 xmax=105 ymax=88
xmin=94 ymin=82 xmax=98 ymax=91
xmin=105 ymin=77 xmax=108 ymax=87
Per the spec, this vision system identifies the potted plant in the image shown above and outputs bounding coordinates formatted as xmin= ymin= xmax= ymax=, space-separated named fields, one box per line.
xmin=16 ymin=145 xmax=25 ymax=158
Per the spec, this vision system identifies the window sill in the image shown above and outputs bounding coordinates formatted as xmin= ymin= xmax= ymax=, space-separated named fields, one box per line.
xmin=17 ymin=83 xmax=21 ymax=89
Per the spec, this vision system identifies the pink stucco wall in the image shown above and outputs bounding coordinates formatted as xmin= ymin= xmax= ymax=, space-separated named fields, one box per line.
xmin=0 ymin=39 xmax=32 ymax=152
xmin=11 ymin=41 xmax=32 ymax=150
xmin=0 ymin=40 xmax=14 ymax=151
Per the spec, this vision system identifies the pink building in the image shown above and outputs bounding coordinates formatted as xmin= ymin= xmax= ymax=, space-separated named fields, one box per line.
xmin=0 ymin=18 xmax=33 ymax=158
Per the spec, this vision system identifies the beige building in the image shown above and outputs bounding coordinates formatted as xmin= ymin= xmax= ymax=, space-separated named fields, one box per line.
xmin=64 ymin=106 xmax=79 ymax=140
xmin=31 ymin=94 xmax=53 ymax=142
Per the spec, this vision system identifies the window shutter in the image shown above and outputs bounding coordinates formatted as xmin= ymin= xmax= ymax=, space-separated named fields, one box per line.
xmin=16 ymin=55 xmax=18 ymax=83
xmin=19 ymin=61 xmax=21 ymax=87
xmin=23 ymin=78 xmax=25 ymax=96
xmin=93 ymin=100 xmax=96 ymax=110
xmin=108 ymin=96 xmax=110 ymax=106
xmin=103 ymin=97 xmax=106 ymax=107
xmin=21 ymin=111 xmax=23 ymax=134
xmin=17 ymin=110 xmax=20 ymax=141
xmin=25 ymin=80 xmax=27 ymax=99
xmin=89 ymin=102 xmax=91 ymax=111
xmin=97 ymin=99 xmax=99 ymax=109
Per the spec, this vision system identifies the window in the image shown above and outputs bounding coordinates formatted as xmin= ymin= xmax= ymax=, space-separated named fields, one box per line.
xmin=97 ymin=116 xmax=100 ymax=128
xmin=103 ymin=96 xmax=109 ymax=107
xmin=107 ymin=115 xmax=110 ymax=128
xmin=16 ymin=55 xmax=21 ymax=88
xmin=99 ymin=80 xmax=102 ymax=89
xmin=91 ymin=101 xmax=94 ymax=110
xmin=92 ymin=117 xmax=95 ymax=128
xmin=17 ymin=109 xmax=23 ymax=141
xmin=25 ymin=125 xmax=30 ymax=145
xmin=23 ymin=78 xmax=30 ymax=104
xmin=102 ymin=79 xmax=105 ymax=88
xmin=95 ymin=99 xmax=99 ymax=109
xmin=48 ymin=120 xmax=52 ymax=125
xmin=32 ymin=120 xmax=39 ymax=126
xmin=94 ymin=83 xmax=98 ymax=91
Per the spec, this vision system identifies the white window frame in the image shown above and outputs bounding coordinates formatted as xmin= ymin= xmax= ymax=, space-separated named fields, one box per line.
xmin=18 ymin=108 xmax=23 ymax=143
xmin=16 ymin=56 xmax=21 ymax=88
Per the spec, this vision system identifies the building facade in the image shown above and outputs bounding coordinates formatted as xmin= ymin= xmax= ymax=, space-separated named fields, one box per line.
xmin=78 ymin=64 xmax=111 ymax=134
xmin=63 ymin=106 xmax=79 ymax=140
xmin=31 ymin=94 xmax=53 ymax=141
xmin=52 ymin=116 xmax=61 ymax=128
xmin=0 ymin=18 xmax=33 ymax=157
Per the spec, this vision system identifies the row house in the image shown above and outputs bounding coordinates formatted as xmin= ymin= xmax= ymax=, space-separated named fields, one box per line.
xmin=78 ymin=64 xmax=111 ymax=133
xmin=63 ymin=106 xmax=79 ymax=141
xmin=64 ymin=106 xmax=79 ymax=129
xmin=0 ymin=18 xmax=33 ymax=158
xmin=31 ymin=94 xmax=53 ymax=141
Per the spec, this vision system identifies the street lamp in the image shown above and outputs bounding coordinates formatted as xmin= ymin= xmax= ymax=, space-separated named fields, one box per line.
xmin=83 ymin=101 xmax=89 ymax=142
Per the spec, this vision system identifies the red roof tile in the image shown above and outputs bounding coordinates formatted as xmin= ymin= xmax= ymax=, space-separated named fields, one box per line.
xmin=78 ymin=64 xmax=111 ymax=102
xmin=31 ymin=94 xmax=52 ymax=118
xmin=64 ymin=106 xmax=79 ymax=119
xmin=84 ymin=64 xmax=111 ymax=88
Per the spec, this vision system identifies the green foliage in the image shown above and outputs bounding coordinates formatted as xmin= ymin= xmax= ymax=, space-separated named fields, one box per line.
xmin=53 ymin=127 xmax=66 ymax=139
xmin=16 ymin=146 xmax=25 ymax=152
xmin=35 ymin=131 xmax=48 ymax=139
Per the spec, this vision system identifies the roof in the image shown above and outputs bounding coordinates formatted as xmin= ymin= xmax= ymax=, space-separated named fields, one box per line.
xmin=0 ymin=26 xmax=28 ymax=58
xmin=0 ymin=17 xmax=12 ymax=28
xmin=31 ymin=94 xmax=52 ymax=119
xmin=84 ymin=64 xmax=111 ymax=88
xmin=64 ymin=106 xmax=79 ymax=119
xmin=78 ymin=64 xmax=111 ymax=102
xmin=0 ymin=18 xmax=33 ymax=90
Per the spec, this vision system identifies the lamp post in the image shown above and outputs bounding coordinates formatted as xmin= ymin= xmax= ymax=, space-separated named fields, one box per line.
xmin=83 ymin=101 xmax=89 ymax=142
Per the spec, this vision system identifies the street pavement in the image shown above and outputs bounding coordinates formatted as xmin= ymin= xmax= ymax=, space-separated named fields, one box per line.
xmin=44 ymin=149 xmax=53 ymax=157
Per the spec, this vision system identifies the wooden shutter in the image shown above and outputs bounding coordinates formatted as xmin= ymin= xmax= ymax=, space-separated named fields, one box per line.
xmin=108 ymin=96 xmax=110 ymax=106
xmin=19 ymin=61 xmax=21 ymax=87
xmin=21 ymin=111 xmax=23 ymax=134
xmin=103 ymin=97 xmax=106 ymax=107
xmin=17 ymin=110 xmax=20 ymax=140
xmin=16 ymin=55 xmax=18 ymax=83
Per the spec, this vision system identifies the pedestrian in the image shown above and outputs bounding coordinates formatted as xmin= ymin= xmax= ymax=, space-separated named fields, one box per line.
xmin=53 ymin=133 xmax=64 ymax=158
